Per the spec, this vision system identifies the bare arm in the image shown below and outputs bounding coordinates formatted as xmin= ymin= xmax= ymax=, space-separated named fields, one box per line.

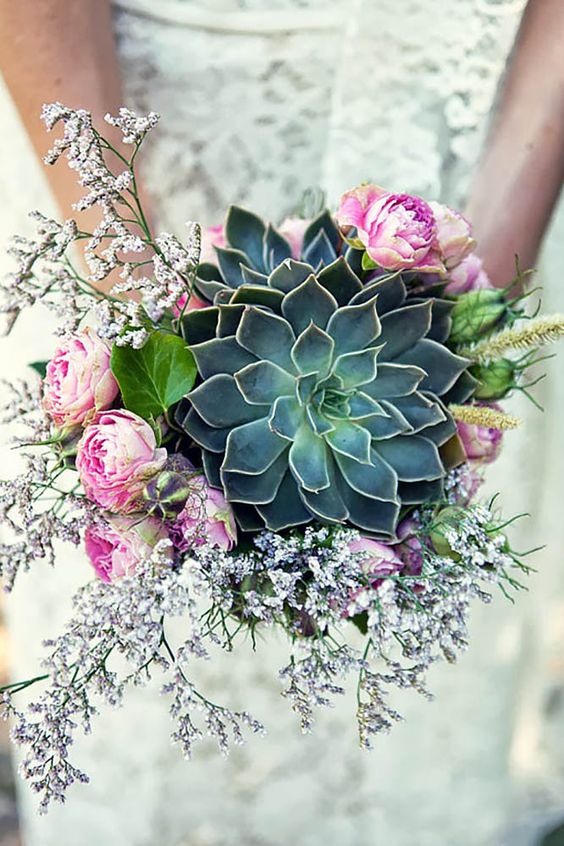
xmin=465 ymin=0 xmax=564 ymax=286
xmin=0 ymin=0 xmax=124 ymax=228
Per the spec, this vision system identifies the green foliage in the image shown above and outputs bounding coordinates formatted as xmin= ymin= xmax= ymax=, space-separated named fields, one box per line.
xmin=111 ymin=331 xmax=196 ymax=420
xmin=29 ymin=360 xmax=48 ymax=379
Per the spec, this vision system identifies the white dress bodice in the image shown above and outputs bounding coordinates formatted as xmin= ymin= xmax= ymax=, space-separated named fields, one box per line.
xmin=4 ymin=2 xmax=564 ymax=845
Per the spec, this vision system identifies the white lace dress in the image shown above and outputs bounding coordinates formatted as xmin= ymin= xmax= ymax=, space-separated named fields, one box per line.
xmin=2 ymin=1 xmax=564 ymax=844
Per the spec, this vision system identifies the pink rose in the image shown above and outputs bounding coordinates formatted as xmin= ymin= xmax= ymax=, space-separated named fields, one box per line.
xmin=174 ymin=290 xmax=211 ymax=317
xmin=337 ymin=184 xmax=444 ymax=273
xmin=170 ymin=475 xmax=237 ymax=552
xmin=429 ymin=202 xmax=476 ymax=270
xmin=278 ymin=217 xmax=310 ymax=259
xmin=456 ymin=404 xmax=503 ymax=464
xmin=76 ymin=409 xmax=167 ymax=513
xmin=347 ymin=537 xmax=403 ymax=615
xmin=85 ymin=515 xmax=168 ymax=583
xmin=200 ymin=223 xmax=226 ymax=264
xmin=349 ymin=537 xmax=403 ymax=582
xmin=42 ymin=328 xmax=118 ymax=430
xmin=445 ymin=253 xmax=493 ymax=295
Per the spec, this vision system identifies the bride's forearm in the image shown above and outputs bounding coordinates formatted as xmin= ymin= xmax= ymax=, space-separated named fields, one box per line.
xmin=465 ymin=0 xmax=564 ymax=286
xmin=0 ymin=0 xmax=124 ymax=228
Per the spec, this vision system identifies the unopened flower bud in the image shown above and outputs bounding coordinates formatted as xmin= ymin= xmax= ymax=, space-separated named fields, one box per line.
xmin=429 ymin=507 xmax=465 ymax=560
xmin=450 ymin=289 xmax=506 ymax=344
xmin=471 ymin=359 xmax=516 ymax=400
xmin=143 ymin=469 xmax=192 ymax=519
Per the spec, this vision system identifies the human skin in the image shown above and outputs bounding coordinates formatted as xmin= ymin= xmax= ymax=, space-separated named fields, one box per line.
xmin=1 ymin=0 xmax=563 ymax=287
xmin=465 ymin=0 xmax=564 ymax=286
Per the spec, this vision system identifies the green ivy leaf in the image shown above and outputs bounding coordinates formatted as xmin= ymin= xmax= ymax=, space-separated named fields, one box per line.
xmin=110 ymin=331 xmax=197 ymax=420
xmin=29 ymin=360 xmax=48 ymax=379
xmin=361 ymin=251 xmax=378 ymax=271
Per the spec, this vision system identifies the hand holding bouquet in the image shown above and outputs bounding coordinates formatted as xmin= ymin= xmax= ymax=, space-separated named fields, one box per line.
xmin=1 ymin=105 xmax=563 ymax=810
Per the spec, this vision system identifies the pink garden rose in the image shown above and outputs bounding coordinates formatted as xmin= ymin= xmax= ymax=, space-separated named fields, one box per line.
xmin=278 ymin=216 xmax=310 ymax=259
xmin=349 ymin=537 xmax=403 ymax=582
xmin=42 ymin=328 xmax=118 ymax=430
xmin=85 ymin=515 xmax=168 ymax=583
xmin=428 ymin=201 xmax=475 ymax=270
xmin=445 ymin=253 xmax=493 ymax=295
xmin=174 ymin=290 xmax=210 ymax=317
xmin=456 ymin=405 xmax=503 ymax=464
xmin=171 ymin=475 xmax=237 ymax=552
xmin=347 ymin=537 xmax=403 ymax=614
xmin=76 ymin=409 xmax=167 ymax=513
xmin=200 ymin=223 xmax=227 ymax=264
xmin=337 ymin=184 xmax=444 ymax=273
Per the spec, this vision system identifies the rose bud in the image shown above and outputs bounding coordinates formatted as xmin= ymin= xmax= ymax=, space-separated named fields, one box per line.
xmin=42 ymin=328 xmax=119 ymax=430
xmin=445 ymin=253 xmax=493 ymax=295
xmin=347 ymin=537 xmax=403 ymax=615
xmin=278 ymin=217 xmax=310 ymax=259
xmin=85 ymin=515 xmax=169 ymax=583
xmin=76 ymin=409 xmax=167 ymax=513
xmin=449 ymin=289 xmax=507 ymax=344
xmin=456 ymin=403 xmax=503 ymax=464
xmin=428 ymin=202 xmax=475 ymax=270
xmin=199 ymin=223 xmax=226 ymax=264
xmin=170 ymin=475 xmax=237 ymax=552
xmin=395 ymin=516 xmax=424 ymax=576
xmin=471 ymin=359 xmax=516 ymax=401
xmin=337 ymin=184 xmax=444 ymax=273
xmin=349 ymin=537 xmax=403 ymax=584
xmin=173 ymin=290 xmax=210 ymax=317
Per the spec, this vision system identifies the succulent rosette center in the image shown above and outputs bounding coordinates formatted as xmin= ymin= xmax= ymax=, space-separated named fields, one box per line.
xmin=178 ymin=209 xmax=472 ymax=537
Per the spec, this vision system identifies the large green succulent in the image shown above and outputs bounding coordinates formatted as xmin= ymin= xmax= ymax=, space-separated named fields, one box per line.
xmin=193 ymin=206 xmax=355 ymax=303
xmin=177 ymin=211 xmax=472 ymax=537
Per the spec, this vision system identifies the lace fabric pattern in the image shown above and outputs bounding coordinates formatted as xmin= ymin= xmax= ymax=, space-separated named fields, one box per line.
xmin=6 ymin=2 xmax=564 ymax=845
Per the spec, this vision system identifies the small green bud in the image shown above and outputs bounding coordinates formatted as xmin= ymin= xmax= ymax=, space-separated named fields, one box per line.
xmin=143 ymin=470 xmax=192 ymax=519
xmin=450 ymin=290 xmax=506 ymax=344
xmin=471 ymin=359 xmax=516 ymax=400
xmin=429 ymin=506 xmax=465 ymax=560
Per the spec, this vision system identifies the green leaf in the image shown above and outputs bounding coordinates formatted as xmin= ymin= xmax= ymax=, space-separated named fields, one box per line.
xmin=29 ymin=360 xmax=48 ymax=379
xmin=111 ymin=331 xmax=197 ymax=419
xmin=361 ymin=250 xmax=379 ymax=271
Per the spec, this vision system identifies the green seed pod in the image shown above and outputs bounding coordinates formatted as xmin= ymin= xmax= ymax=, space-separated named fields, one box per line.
xmin=471 ymin=359 xmax=516 ymax=400
xmin=143 ymin=470 xmax=192 ymax=519
xmin=450 ymin=290 xmax=507 ymax=345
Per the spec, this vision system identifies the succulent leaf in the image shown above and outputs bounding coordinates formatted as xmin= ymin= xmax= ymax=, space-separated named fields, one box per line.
xmin=180 ymin=205 xmax=471 ymax=536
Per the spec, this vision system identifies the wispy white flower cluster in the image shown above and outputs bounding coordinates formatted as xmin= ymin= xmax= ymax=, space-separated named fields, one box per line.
xmin=0 ymin=501 xmax=527 ymax=810
xmin=1 ymin=103 xmax=199 ymax=345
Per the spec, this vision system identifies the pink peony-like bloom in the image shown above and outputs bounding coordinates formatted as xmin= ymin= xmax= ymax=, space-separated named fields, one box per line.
xmin=456 ymin=405 xmax=503 ymax=464
xmin=171 ymin=475 xmax=237 ymax=552
xmin=76 ymin=409 xmax=167 ymax=513
xmin=174 ymin=290 xmax=210 ymax=317
xmin=445 ymin=253 xmax=493 ymax=295
xmin=85 ymin=515 xmax=168 ymax=583
xmin=429 ymin=201 xmax=476 ymax=270
xmin=42 ymin=328 xmax=119 ymax=430
xmin=349 ymin=537 xmax=403 ymax=582
xmin=278 ymin=216 xmax=310 ymax=259
xmin=200 ymin=223 xmax=227 ymax=264
xmin=337 ymin=184 xmax=444 ymax=273
xmin=347 ymin=537 xmax=403 ymax=615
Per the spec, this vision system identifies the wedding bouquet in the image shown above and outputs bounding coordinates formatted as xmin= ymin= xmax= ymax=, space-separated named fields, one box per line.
xmin=2 ymin=105 xmax=563 ymax=810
